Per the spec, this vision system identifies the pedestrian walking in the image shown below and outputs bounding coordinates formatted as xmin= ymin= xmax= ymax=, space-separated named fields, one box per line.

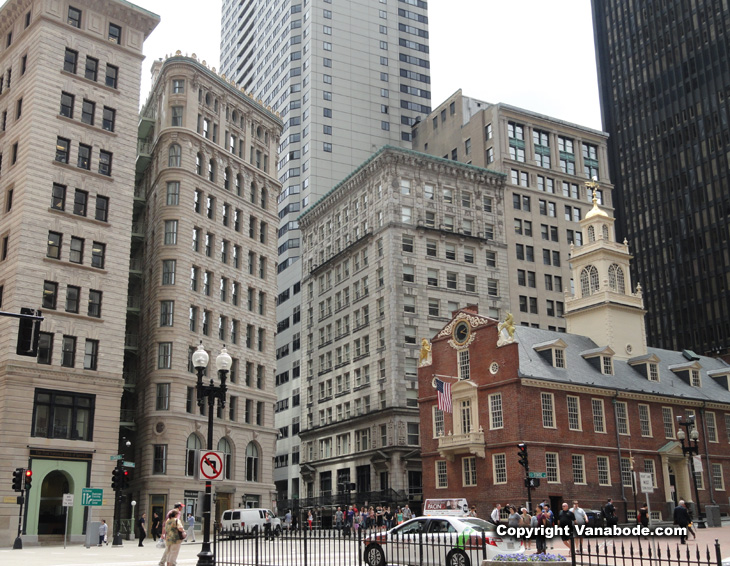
xmin=187 ymin=513 xmax=196 ymax=542
xmin=158 ymin=508 xmax=185 ymax=566
xmin=673 ymin=500 xmax=691 ymax=544
xmin=285 ymin=509 xmax=292 ymax=532
xmin=558 ymin=503 xmax=576 ymax=556
xmin=152 ymin=512 xmax=162 ymax=541
xmin=137 ymin=513 xmax=147 ymax=547
xmin=490 ymin=503 xmax=502 ymax=525
xmin=98 ymin=519 xmax=108 ymax=546
xmin=335 ymin=506 xmax=344 ymax=534
xmin=307 ymin=510 xmax=313 ymax=530
xmin=571 ymin=501 xmax=587 ymax=551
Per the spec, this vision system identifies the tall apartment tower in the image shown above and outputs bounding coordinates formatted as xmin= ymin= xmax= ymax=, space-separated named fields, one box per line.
xmin=129 ymin=54 xmax=282 ymax=522
xmin=220 ymin=0 xmax=432 ymax=504
xmin=413 ymin=91 xmax=614 ymax=330
xmin=0 ymin=0 xmax=158 ymax=546
xmin=292 ymin=146 xmax=508 ymax=517
xmin=592 ymin=1 xmax=730 ymax=357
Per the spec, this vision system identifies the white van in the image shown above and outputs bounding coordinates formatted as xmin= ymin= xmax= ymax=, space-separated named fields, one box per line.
xmin=221 ymin=508 xmax=282 ymax=536
xmin=422 ymin=499 xmax=470 ymax=516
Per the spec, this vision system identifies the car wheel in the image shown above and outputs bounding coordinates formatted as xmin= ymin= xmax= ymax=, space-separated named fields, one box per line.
xmin=446 ymin=549 xmax=470 ymax=566
xmin=364 ymin=543 xmax=386 ymax=566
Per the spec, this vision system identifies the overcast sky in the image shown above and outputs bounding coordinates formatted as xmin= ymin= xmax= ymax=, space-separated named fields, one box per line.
xmin=139 ymin=0 xmax=602 ymax=131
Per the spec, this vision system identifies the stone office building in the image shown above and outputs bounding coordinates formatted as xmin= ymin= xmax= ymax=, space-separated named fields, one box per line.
xmin=0 ymin=0 xmax=158 ymax=546
xmin=290 ymin=145 xmax=508 ymax=519
xmin=126 ymin=54 xmax=282 ymax=524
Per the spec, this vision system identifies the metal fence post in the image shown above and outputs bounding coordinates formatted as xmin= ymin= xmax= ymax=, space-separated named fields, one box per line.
xmin=303 ymin=522 xmax=308 ymax=566
xmin=716 ymin=539 xmax=723 ymax=566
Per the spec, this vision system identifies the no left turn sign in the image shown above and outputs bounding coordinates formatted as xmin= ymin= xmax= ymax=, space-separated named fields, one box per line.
xmin=198 ymin=451 xmax=224 ymax=481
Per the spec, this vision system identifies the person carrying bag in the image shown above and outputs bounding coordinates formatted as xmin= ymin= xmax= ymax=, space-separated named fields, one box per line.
xmin=158 ymin=509 xmax=186 ymax=566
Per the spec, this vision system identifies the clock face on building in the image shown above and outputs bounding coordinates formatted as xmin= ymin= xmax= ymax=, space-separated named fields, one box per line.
xmin=452 ymin=320 xmax=471 ymax=346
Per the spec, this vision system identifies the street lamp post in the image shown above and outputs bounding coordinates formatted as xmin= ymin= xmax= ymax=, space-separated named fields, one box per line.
xmin=676 ymin=415 xmax=704 ymax=528
xmin=192 ymin=342 xmax=230 ymax=566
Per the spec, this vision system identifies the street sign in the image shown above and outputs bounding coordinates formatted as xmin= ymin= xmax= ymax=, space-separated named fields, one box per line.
xmin=62 ymin=494 xmax=74 ymax=507
xmin=81 ymin=488 xmax=103 ymax=506
xmin=639 ymin=472 xmax=654 ymax=493
xmin=110 ymin=454 xmax=123 ymax=461
xmin=198 ymin=451 xmax=225 ymax=482
xmin=528 ymin=472 xmax=547 ymax=478
xmin=123 ymin=461 xmax=136 ymax=468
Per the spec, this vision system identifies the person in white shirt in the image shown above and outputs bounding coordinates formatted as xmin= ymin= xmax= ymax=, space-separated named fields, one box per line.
xmin=490 ymin=503 xmax=502 ymax=525
xmin=572 ymin=501 xmax=587 ymax=552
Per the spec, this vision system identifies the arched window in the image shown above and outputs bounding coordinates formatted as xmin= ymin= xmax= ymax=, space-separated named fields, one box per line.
xmin=580 ymin=265 xmax=599 ymax=297
xmin=196 ymin=153 xmax=203 ymax=176
xmin=260 ymin=188 xmax=267 ymax=210
xmin=218 ymin=438 xmax=233 ymax=480
xmin=250 ymin=182 xmax=257 ymax=204
xmin=608 ymin=264 xmax=625 ymax=293
xmin=256 ymin=125 xmax=263 ymax=139
xmin=168 ymin=144 xmax=181 ymax=167
xmin=587 ymin=225 xmax=596 ymax=243
xmin=602 ymin=224 xmax=609 ymax=241
xmin=231 ymin=110 xmax=238 ymax=123
xmin=236 ymin=174 xmax=242 ymax=197
xmin=246 ymin=442 xmax=259 ymax=482
xmin=186 ymin=434 xmax=203 ymax=476
xmin=208 ymin=159 xmax=216 ymax=182
xmin=224 ymin=167 xmax=231 ymax=190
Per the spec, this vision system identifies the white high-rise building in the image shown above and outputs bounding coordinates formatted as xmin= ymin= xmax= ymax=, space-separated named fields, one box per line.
xmin=220 ymin=0 xmax=432 ymax=508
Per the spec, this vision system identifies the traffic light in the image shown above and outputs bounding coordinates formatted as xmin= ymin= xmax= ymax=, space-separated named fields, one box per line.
xmin=12 ymin=468 xmax=24 ymax=492
xmin=122 ymin=469 xmax=130 ymax=490
xmin=111 ymin=467 xmax=120 ymax=490
xmin=24 ymin=469 xmax=32 ymax=491
xmin=525 ymin=478 xmax=541 ymax=488
xmin=517 ymin=443 xmax=529 ymax=470
xmin=16 ymin=308 xmax=41 ymax=357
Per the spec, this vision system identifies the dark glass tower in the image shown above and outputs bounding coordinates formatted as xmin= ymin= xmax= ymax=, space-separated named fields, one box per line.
xmin=592 ymin=1 xmax=730 ymax=357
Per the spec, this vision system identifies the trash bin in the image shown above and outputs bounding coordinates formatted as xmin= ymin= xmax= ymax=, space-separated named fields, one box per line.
xmin=586 ymin=510 xmax=605 ymax=528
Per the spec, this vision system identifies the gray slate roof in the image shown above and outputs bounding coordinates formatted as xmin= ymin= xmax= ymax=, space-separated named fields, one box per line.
xmin=513 ymin=326 xmax=730 ymax=403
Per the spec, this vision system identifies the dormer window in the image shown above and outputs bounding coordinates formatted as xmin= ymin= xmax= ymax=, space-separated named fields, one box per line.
xmin=691 ymin=369 xmax=701 ymax=387
xmin=602 ymin=356 xmax=613 ymax=375
xmin=533 ymin=338 xmax=567 ymax=369
xmin=649 ymin=363 xmax=659 ymax=381
xmin=608 ymin=264 xmax=625 ymax=293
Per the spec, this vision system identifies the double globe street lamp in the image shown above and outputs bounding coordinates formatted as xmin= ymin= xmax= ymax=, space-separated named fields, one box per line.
xmin=676 ymin=415 xmax=704 ymax=528
xmin=191 ymin=341 xmax=231 ymax=566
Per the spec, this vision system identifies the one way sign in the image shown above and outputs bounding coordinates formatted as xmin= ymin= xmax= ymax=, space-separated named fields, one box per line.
xmin=198 ymin=451 xmax=225 ymax=482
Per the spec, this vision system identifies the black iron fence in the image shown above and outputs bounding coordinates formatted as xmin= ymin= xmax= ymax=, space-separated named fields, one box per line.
xmin=213 ymin=524 xmax=724 ymax=566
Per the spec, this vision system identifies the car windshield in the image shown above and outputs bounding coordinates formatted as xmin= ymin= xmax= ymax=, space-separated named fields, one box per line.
xmin=462 ymin=518 xmax=495 ymax=530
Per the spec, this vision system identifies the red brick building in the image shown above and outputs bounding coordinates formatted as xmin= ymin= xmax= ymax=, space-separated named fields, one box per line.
xmin=418 ymin=192 xmax=730 ymax=522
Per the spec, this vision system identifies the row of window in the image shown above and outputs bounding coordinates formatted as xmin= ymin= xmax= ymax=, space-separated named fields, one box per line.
xmin=515 ymin=244 xmax=560 ymax=267
xmin=51 ymin=183 xmax=109 ymax=221
xmin=63 ymin=48 xmax=118 ymax=89
xmin=59 ymin=91 xmax=116 ymax=131
xmin=403 ymin=266 xmax=487 ymax=294
xmin=518 ymin=270 xmax=564 ymax=292
xmin=515 ymin=219 xmax=585 ymax=246
xmin=42 ymin=281 xmax=102 ymax=317
xmin=66 ymin=6 xmax=124 ymax=44
xmin=36 ymin=333 xmax=99 ymax=370
xmin=154 ymin=438 xmax=262 ymax=483
xmin=46 ymin=231 xmax=106 ymax=267
xmin=55 ymin=137 xmax=113 ymax=176
xmin=518 ymin=296 xmax=564 ymax=317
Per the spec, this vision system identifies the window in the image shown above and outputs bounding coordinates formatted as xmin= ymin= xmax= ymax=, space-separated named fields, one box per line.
xmin=436 ymin=460 xmax=448 ymax=488
xmin=172 ymin=79 xmax=185 ymax=93
xmin=81 ymin=99 xmax=95 ymax=125
xmin=99 ymin=150 xmax=112 ymax=176
xmin=61 ymin=335 xmax=76 ymax=367
xmin=463 ymin=456 xmax=477 ymax=486
xmin=108 ymin=23 xmax=122 ymax=44
xmin=88 ymin=289 xmax=102 ymax=317
xmin=620 ymin=457 xmax=632 ymax=487
xmin=160 ymin=301 xmax=174 ymax=326
xmin=69 ymin=237 xmax=84 ymax=263
xmin=706 ymin=412 xmax=718 ymax=443
xmin=166 ymin=181 xmax=180 ymax=205
xmin=68 ymin=6 xmax=82 ymax=27
xmin=82 ymin=339 xmax=98 ymax=370
xmin=73 ymin=190 xmax=88 ymax=216
xmin=493 ymin=454 xmax=507 ymax=484
xmin=47 ymin=231 xmax=62 ymax=259
xmin=85 ymin=56 xmax=98 ymax=81
xmin=105 ymin=64 xmax=118 ymax=88
xmin=95 ymin=196 xmax=109 ymax=222
xmin=662 ymin=407 xmax=675 ymax=438
xmin=76 ymin=144 xmax=91 ymax=169
xmin=592 ymin=399 xmax=605 ymax=433
xmin=616 ymin=401 xmax=629 ymax=435
xmin=64 ymin=49 xmax=78 ymax=73
xmin=546 ymin=452 xmax=559 ymax=482
xmin=572 ymin=454 xmax=586 ymax=484
xmin=153 ymin=445 xmax=167 ymax=474
xmin=638 ymin=404 xmax=652 ymax=437
xmin=567 ymin=396 xmax=581 ymax=430
xmin=164 ymin=220 xmax=178 ymax=244
xmin=489 ymin=393 xmax=503 ymax=429
xmin=56 ymin=137 xmax=71 ymax=163
xmin=60 ymin=92 xmax=74 ymax=118
xmin=158 ymin=342 xmax=172 ymax=369
xmin=42 ymin=281 xmax=58 ymax=309
xmin=541 ymin=392 xmax=555 ymax=428
xmin=65 ymin=285 xmax=80 ymax=313
xmin=246 ymin=443 xmax=259 ymax=481
xmin=37 ymin=333 xmax=53 ymax=364
xmin=597 ymin=456 xmax=611 ymax=485
xmin=712 ymin=463 xmax=725 ymax=491
xmin=32 ymin=389 xmax=95 ymax=440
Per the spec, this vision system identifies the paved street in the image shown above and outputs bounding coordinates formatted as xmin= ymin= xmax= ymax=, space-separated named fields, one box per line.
xmin=3 ymin=525 xmax=730 ymax=566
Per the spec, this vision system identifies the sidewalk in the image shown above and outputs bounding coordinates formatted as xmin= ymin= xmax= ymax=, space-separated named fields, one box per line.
xmin=0 ymin=539 xmax=204 ymax=566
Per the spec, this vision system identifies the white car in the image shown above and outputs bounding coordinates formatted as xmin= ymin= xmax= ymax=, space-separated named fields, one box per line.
xmin=220 ymin=508 xmax=281 ymax=537
xmin=363 ymin=516 xmax=523 ymax=566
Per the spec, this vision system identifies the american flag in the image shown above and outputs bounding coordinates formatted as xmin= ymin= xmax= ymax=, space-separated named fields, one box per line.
xmin=435 ymin=378 xmax=452 ymax=413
